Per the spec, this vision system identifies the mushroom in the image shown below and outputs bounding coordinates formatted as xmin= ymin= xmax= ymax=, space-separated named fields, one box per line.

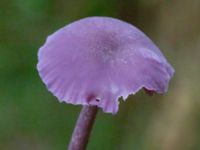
xmin=37 ymin=17 xmax=174 ymax=150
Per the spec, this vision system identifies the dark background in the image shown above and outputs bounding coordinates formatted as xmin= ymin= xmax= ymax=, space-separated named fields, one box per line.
xmin=1 ymin=0 xmax=200 ymax=149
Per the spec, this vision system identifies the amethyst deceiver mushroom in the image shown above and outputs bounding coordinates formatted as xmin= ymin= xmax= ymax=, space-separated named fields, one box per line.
xmin=37 ymin=17 xmax=175 ymax=150
xmin=37 ymin=17 xmax=174 ymax=114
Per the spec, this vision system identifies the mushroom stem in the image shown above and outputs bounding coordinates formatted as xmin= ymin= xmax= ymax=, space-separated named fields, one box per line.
xmin=68 ymin=105 xmax=98 ymax=150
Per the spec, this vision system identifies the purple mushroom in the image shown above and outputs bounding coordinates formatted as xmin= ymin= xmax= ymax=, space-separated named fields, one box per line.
xmin=37 ymin=17 xmax=174 ymax=150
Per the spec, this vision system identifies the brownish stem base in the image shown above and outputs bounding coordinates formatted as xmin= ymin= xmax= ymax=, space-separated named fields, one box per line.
xmin=68 ymin=105 xmax=98 ymax=150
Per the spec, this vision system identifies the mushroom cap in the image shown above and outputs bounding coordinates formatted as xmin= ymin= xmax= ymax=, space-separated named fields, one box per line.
xmin=37 ymin=17 xmax=174 ymax=114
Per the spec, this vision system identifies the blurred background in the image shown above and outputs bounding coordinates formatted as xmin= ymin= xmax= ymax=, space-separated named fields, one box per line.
xmin=0 ymin=0 xmax=200 ymax=149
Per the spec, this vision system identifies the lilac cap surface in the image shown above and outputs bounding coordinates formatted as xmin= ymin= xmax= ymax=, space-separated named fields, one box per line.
xmin=37 ymin=17 xmax=174 ymax=114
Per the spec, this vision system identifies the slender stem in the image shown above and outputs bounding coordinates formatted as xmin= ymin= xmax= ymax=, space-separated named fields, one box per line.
xmin=68 ymin=105 xmax=98 ymax=150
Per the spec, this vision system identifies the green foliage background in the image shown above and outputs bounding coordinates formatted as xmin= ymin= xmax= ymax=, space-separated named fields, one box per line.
xmin=1 ymin=0 xmax=200 ymax=149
